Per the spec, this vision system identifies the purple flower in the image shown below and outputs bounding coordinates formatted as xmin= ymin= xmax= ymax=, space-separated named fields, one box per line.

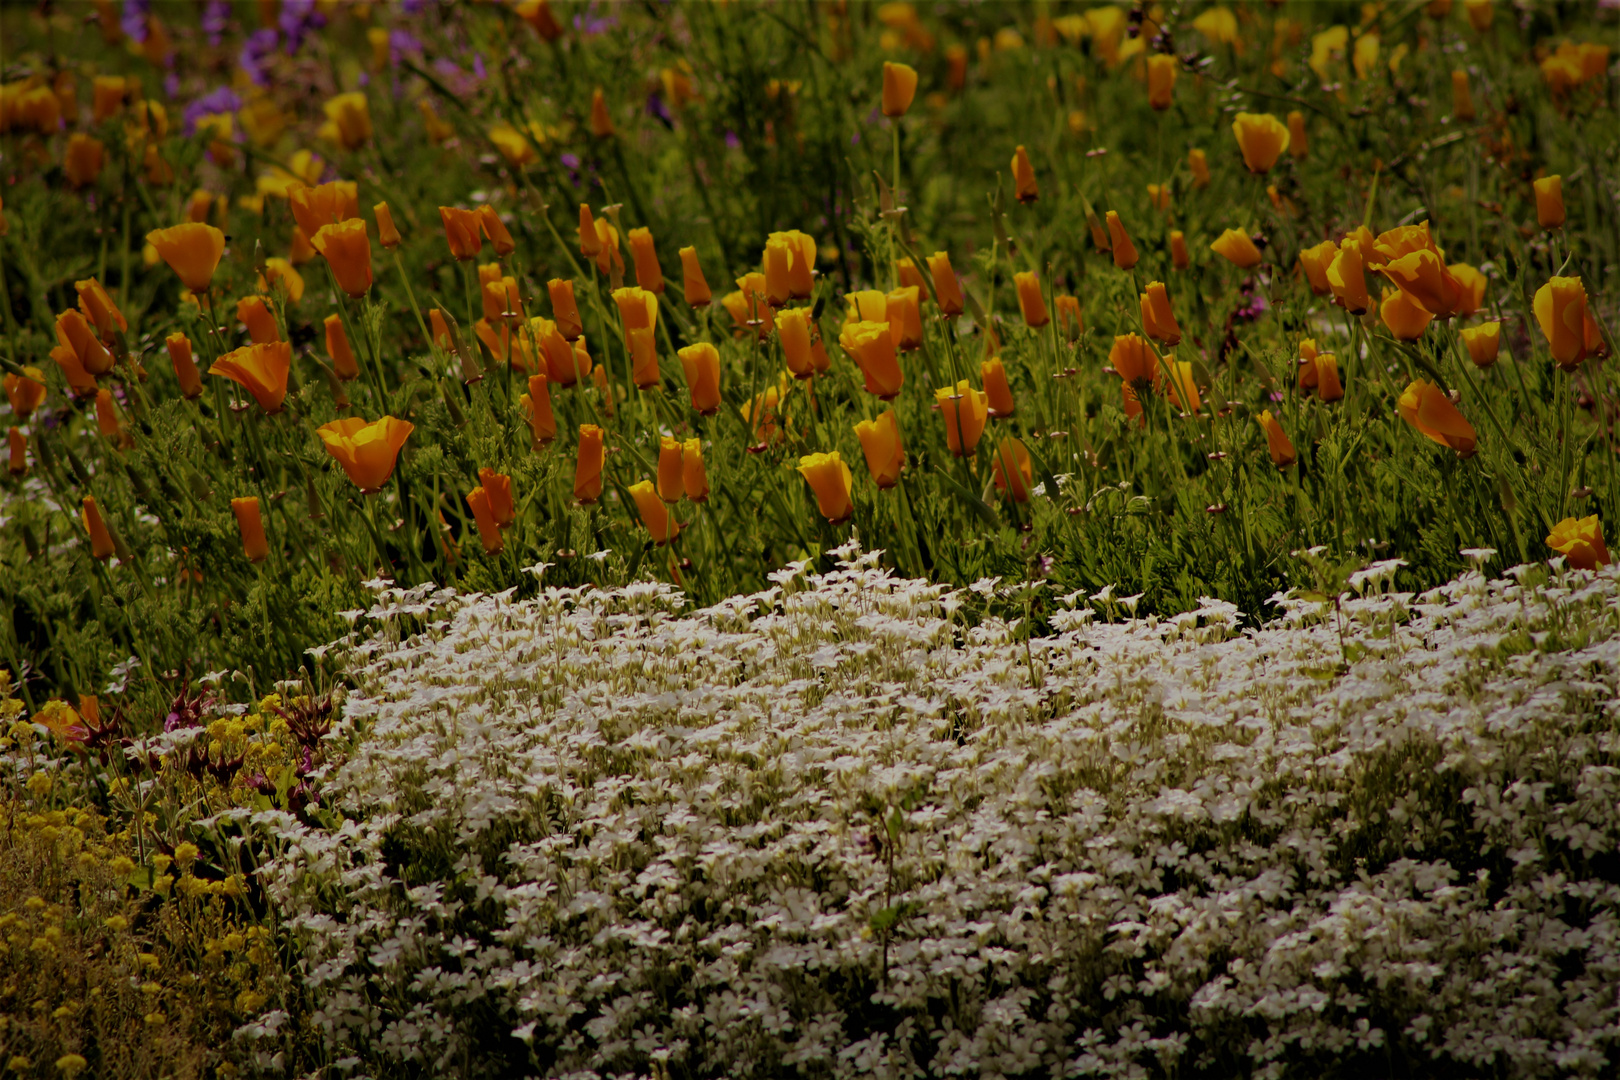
xmin=725 ymin=130 xmax=741 ymax=150
xmin=645 ymin=92 xmax=672 ymax=126
xmin=401 ymin=0 xmax=433 ymax=13
xmin=239 ymin=29 xmax=279 ymax=88
xmin=560 ymin=152 xmax=581 ymax=170
xmin=183 ymin=86 xmax=242 ymax=134
xmin=279 ymin=0 xmax=326 ymax=55
xmin=574 ymin=4 xmax=618 ymax=35
xmin=202 ymin=0 xmax=230 ymax=45
xmin=163 ymin=71 xmax=180 ymax=99
xmin=472 ymin=53 xmax=487 ymax=80
xmin=121 ymin=0 xmax=150 ymax=44
xmin=389 ymin=29 xmax=423 ymax=66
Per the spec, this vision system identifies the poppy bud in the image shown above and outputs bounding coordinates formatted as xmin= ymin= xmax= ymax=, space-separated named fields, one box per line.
xmin=1381 ymin=288 xmax=1434 ymax=341
xmin=936 ymin=380 xmax=988 ymax=457
xmin=1011 ymin=145 xmax=1038 ymax=203
xmin=657 ymin=436 xmax=684 ymax=503
xmin=1452 ymin=70 xmax=1475 ymax=121
xmin=1534 ymin=175 xmax=1565 ymax=230
xmin=1461 ymin=322 xmax=1500 ymax=367
xmin=232 ymin=497 xmax=269 ymax=563
xmin=628 ymin=228 xmax=665 ymax=294
xmin=1106 ymin=211 xmax=1138 ymax=270
xmin=778 ymin=309 xmax=816 ymax=379
xmin=467 ymin=487 xmax=505 ymax=554
xmin=590 ymin=88 xmax=614 ymax=138
xmin=1211 ymin=228 xmax=1262 ymax=269
xmin=1399 ymin=379 xmax=1477 ymax=457
xmin=982 ymin=357 xmax=1016 ymax=417
xmin=992 ymin=437 xmax=1033 ymax=503
xmin=81 ymin=496 xmax=116 ymax=561
xmin=375 ymin=201 xmax=402 ymax=248
xmin=1298 ymin=240 xmax=1338 ymax=295
xmin=7 ymin=427 xmax=25 ymax=477
xmin=316 ymin=416 xmax=414 ymax=492
xmin=764 ymin=239 xmax=794 ymax=307
xmin=1172 ymin=228 xmax=1198 ymax=268
xmin=927 ymin=251 xmax=965 ymax=316
xmin=75 ymin=278 xmax=127 ymax=342
xmin=1109 ymin=333 xmax=1161 ymax=389
xmin=840 ymin=321 xmax=904 ymax=399
xmin=896 ymin=258 xmax=927 ymax=293
xmin=682 ymin=439 xmax=709 ymax=502
xmin=1285 ymin=111 xmax=1308 ymax=160
xmin=882 ymin=61 xmax=919 ymax=117
xmin=65 ymin=134 xmax=106 ymax=189
xmin=1327 ymin=241 xmax=1371 ymax=315
xmin=1014 ymin=271 xmax=1049 ymax=328
xmin=57 ymin=309 xmax=114 ymax=377
xmin=1056 ymin=293 xmax=1082 ymax=340
xmin=5 ymin=366 xmax=47 ymax=417
xmin=1147 ymin=54 xmax=1176 ymax=110
xmin=1188 ymin=148 xmax=1210 ymax=189
xmin=797 ymin=452 xmax=854 ymax=523
xmin=476 ymin=468 xmax=514 ymax=527
xmin=237 ymin=295 xmax=281 ymax=344
xmin=430 ymin=308 xmax=452 ymax=349
xmin=1085 ymin=209 xmax=1111 ymax=253
xmin=574 ymin=424 xmax=605 ymax=503
xmin=947 ymin=44 xmax=969 ymax=90
xmin=145 ymin=222 xmax=226 ymax=293
xmin=477 ymin=204 xmax=516 ymax=257
xmin=1147 ymin=184 xmax=1172 ymax=214
xmin=1140 ymin=281 xmax=1181 ymax=346
xmin=886 ymin=286 xmax=923 ymax=350
xmin=439 ymin=206 xmax=484 ymax=261
xmin=1316 ymin=354 xmax=1344 ymax=403
xmin=628 ymin=480 xmax=680 ymax=544
xmin=676 ymin=342 xmax=722 ymax=414
xmin=854 ymin=409 xmax=904 ymax=489
xmin=1231 ymin=112 xmax=1290 ymax=174
xmin=1256 ymin=410 xmax=1296 ymax=468
xmin=679 ymin=246 xmax=711 ymax=307
xmin=95 ymin=388 xmax=128 ymax=447
xmin=549 ymin=278 xmax=584 ymax=341
xmin=628 ymin=327 xmax=660 ymax=389
xmin=521 ymin=373 xmax=557 ymax=448
xmin=1162 ymin=361 xmax=1201 ymax=414
xmin=311 ymin=218 xmax=373 ymax=298
xmin=1534 ymin=276 xmax=1588 ymax=370
xmin=1546 ymin=516 xmax=1611 ymax=571
xmin=319 ymin=314 xmax=358 ymax=382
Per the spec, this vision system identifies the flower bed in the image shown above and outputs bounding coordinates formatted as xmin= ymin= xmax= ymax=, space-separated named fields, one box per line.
xmin=238 ymin=546 xmax=1620 ymax=1078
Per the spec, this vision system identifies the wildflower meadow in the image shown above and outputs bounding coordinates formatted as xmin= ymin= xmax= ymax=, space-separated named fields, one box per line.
xmin=1 ymin=1 xmax=1618 ymax=1077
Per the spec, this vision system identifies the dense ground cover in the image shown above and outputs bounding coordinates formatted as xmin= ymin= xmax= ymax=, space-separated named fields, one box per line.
xmin=1 ymin=0 xmax=1618 ymax=1076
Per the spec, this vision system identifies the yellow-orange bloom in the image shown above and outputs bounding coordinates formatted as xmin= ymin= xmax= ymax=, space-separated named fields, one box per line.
xmin=656 ymin=436 xmax=684 ymax=503
xmin=549 ymin=278 xmax=584 ymax=341
xmin=316 ymin=415 xmax=414 ymax=493
xmin=4 ymin=366 xmax=46 ymax=417
xmin=1211 ymin=228 xmax=1262 ymax=269
xmin=56 ymin=309 xmax=114 ymax=377
xmin=259 ymin=258 xmax=305 ymax=303
xmin=845 ymin=289 xmax=888 ymax=325
xmin=1014 ymin=272 xmax=1049 ymax=328
xmin=145 ymin=222 xmax=225 ymax=292
xmin=1381 ymin=288 xmax=1434 ymax=340
xmin=628 ymin=228 xmax=665 ymax=294
xmin=165 ymin=334 xmax=202 ymax=399
xmin=521 ymin=373 xmax=557 ymax=448
xmin=1231 ymin=112 xmax=1289 ymax=174
xmin=1315 ymin=354 xmax=1344 ymax=403
xmin=767 ymin=230 xmax=817 ymax=299
xmin=1534 ymin=175 xmax=1565 ymax=230
xmin=1299 ymin=240 xmax=1338 ymax=295
xmin=854 ymin=409 xmax=904 ymax=489
xmin=1448 ymin=264 xmax=1487 ymax=316
xmin=374 ymin=201 xmax=401 ymax=249
xmin=466 ymin=486 xmax=504 ymax=554
xmin=81 ymin=496 xmax=116 ymax=561
xmin=1163 ymin=361 xmax=1201 ymax=414
xmin=982 ymin=357 xmax=1015 ymax=417
xmin=1461 ymin=322 xmax=1500 ymax=367
xmin=628 ymin=480 xmax=680 ymax=544
xmin=1189 ymin=148 xmax=1210 ymax=189
xmin=95 ymin=388 xmax=129 ymax=446
xmin=1327 ymin=240 xmax=1371 ymax=314
xmin=289 ymin=180 xmax=360 ymax=238
xmin=1147 ymin=54 xmax=1176 ymax=110
xmin=1011 ymin=145 xmax=1038 ymax=203
xmin=936 ymin=380 xmax=988 ymax=457
xmin=237 ymin=295 xmax=281 ymax=344
xmin=1382 ymin=248 xmax=1461 ymax=317
xmin=1256 ymin=410 xmax=1296 ymax=468
xmin=1170 ymin=231 xmax=1190 ymax=270
xmin=75 ymin=278 xmax=126 ymax=341
xmin=65 ymin=134 xmax=106 ymax=189
xmin=1398 ymin=379 xmax=1477 ymax=457
xmin=778 ymin=308 xmax=816 ymax=379
xmin=311 ymin=219 xmax=373 ymax=298
xmin=1287 ymin=110 xmax=1308 ymax=159
xmin=679 ymin=246 xmax=711 ymax=307
xmin=1106 ymin=211 xmax=1139 ymax=271
xmin=577 ymin=203 xmax=602 ymax=258
xmin=574 ymin=424 xmax=605 ymax=503
xmin=886 ymin=286 xmax=923 ymax=349
xmin=992 ymin=437 xmax=1033 ymax=502
xmin=477 ymin=204 xmax=516 ymax=257
xmin=325 ymin=314 xmax=359 ymax=381
xmin=1109 ymin=333 xmax=1161 ymax=388
xmin=1547 ymin=515 xmax=1611 ymax=570
xmin=7 ymin=427 xmax=25 ymax=477
xmin=210 ymin=341 xmax=291 ymax=413
xmin=439 ymin=206 xmax=484 ymax=261
xmin=882 ymin=61 xmax=919 ymax=117
xmin=322 ymin=92 xmax=372 ymax=149
xmin=927 ymin=251 xmax=965 ymax=316
xmin=682 ymin=439 xmax=709 ymax=502
xmin=476 ymin=467 xmax=514 ymax=527
xmin=1534 ymin=276 xmax=1588 ymax=370
xmin=797 ymin=452 xmax=854 ymax=523
xmin=840 ymin=321 xmax=903 ymax=399
xmin=1139 ymin=281 xmax=1181 ymax=345
xmin=232 ymin=497 xmax=269 ymax=563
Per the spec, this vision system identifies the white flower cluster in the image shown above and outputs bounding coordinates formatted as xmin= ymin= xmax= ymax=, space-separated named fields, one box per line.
xmin=237 ymin=547 xmax=1620 ymax=1079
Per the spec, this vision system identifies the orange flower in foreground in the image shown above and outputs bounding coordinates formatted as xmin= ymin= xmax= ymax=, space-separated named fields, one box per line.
xmin=628 ymin=228 xmax=665 ymax=294
xmin=439 ymin=206 xmax=483 ymax=261
xmin=1106 ymin=211 xmax=1138 ymax=270
xmin=289 ymin=180 xmax=360 ymax=238
xmin=1547 ymin=515 xmax=1610 ymax=571
xmin=76 ymin=278 xmax=126 ymax=340
xmin=982 ymin=357 xmax=1016 ymax=417
xmin=682 ymin=439 xmax=709 ymax=503
xmin=927 ymin=251 xmax=965 ymax=316
xmin=1014 ymin=272 xmax=1049 ymax=328
xmin=1534 ymin=276 xmax=1588 ymax=370
xmin=574 ymin=424 xmax=605 ymax=503
xmin=797 ymin=452 xmax=854 ymax=523
xmin=936 ymin=380 xmax=988 ymax=457
xmin=54 ymin=312 xmax=112 ymax=379
xmin=629 ymin=481 xmax=681 ymax=544
xmin=1381 ymin=288 xmax=1434 ymax=341
xmin=4 ymin=366 xmax=46 ymax=417
xmin=312 ymin=219 xmax=373 ymax=297
xmin=236 ymin=295 xmax=281 ymax=344
xmin=854 ymin=409 xmax=904 ymax=489
xmin=7 ymin=427 xmax=25 ymax=477
xmin=549 ymin=279 xmax=584 ymax=341
xmin=1461 ymin=322 xmax=1501 ymax=367
xmin=232 ymin=497 xmax=269 ymax=563
xmin=1398 ymin=379 xmax=1476 ymax=457
xmin=165 ymin=334 xmax=202 ymax=399
xmin=992 ymin=437 xmax=1033 ymax=503
xmin=145 ymin=223 xmax=225 ymax=292
xmin=882 ymin=61 xmax=919 ymax=117
xmin=1211 ymin=228 xmax=1262 ymax=269
xmin=81 ymin=496 xmax=116 ymax=561
xmin=1011 ymin=145 xmax=1038 ymax=203
xmin=1232 ymin=112 xmax=1289 ymax=173
xmin=210 ymin=342 xmax=291 ymax=413
xmin=521 ymin=373 xmax=557 ymax=448
xmin=375 ymin=201 xmax=402 ymax=248
xmin=1299 ymin=240 xmax=1338 ymax=295
xmin=316 ymin=415 xmax=415 ymax=493
xmin=1109 ymin=333 xmax=1162 ymax=389
xmin=840 ymin=321 xmax=903 ymax=399
xmin=1139 ymin=281 xmax=1181 ymax=345
xmin=325 ymin=314 xmax=359 ymax=381
xmin=467 ymin=488 xmax=504 ymax=554
xmin=679 ymin=246 xmax=711 ymax=307
xmin=1256 ymin=410 xmax=1296 ymax=468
